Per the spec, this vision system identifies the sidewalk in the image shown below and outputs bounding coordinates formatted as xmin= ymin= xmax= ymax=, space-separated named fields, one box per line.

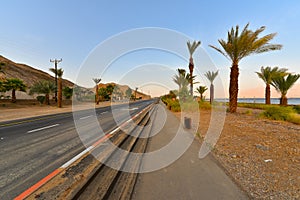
xmin=132 ymin=104 xmax=248 ymax=200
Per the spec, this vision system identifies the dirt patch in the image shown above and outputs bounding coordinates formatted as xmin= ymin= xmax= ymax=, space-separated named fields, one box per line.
xmin=174 ymin=108 xmax=300 ymax=199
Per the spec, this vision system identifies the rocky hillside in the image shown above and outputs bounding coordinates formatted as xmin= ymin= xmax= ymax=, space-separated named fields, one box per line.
xmin=0 ymin=55 xmax=74 ymax=87
xmin=0 ymin=55 xmax=151 ymax=100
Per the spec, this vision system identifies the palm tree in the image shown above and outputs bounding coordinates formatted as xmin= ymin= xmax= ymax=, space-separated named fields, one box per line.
xmin=271 ymin=74 xmax=300 ymax=106
xmin=92 ymin=78 xmax=101 ymax=104
xmin=256 ymin=66 xmax=288 ymax=104
xmin=5 ymin=78 xmax=26 ymax=103
xmin=209 ymin=23 xmax=282 ymax=112
xmin=30 ymin=80 xmax=56 ymax=105
xmin=204 ymin=70 xmax=219 ymax=104
xmin=173 ymin=69 xmax=188 ymax=90
xmin=196 ymin=86 xmax=208 ymax=101
xmin=173 ymin=68 xmax=189 ymax=100
xmin=57 ymin=68 xmax=64 ymax=108
xmin=187 ymin=40 xmax=201 ymax=96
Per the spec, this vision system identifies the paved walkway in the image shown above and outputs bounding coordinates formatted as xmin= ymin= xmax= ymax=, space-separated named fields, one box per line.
xmin=132 ymin=104 xmax=248 ymax=200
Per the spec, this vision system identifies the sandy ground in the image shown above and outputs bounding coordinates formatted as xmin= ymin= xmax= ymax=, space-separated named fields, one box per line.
xmin=175 ymin=108 xmax=300 ymax=199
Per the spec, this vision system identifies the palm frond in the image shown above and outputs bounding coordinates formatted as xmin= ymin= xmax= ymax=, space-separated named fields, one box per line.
xmin=204 ymin=70 xmax=219 ymax=83
xmin=210 ymin=23 xmax=282 ymax=64
xmin=93 ymin=78 xmax=101 ymax=84
xmin=187 ymin=40 xmax=201 ymax=56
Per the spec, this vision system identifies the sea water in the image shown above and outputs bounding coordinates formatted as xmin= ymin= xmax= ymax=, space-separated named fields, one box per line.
xmin=216 ymin=98 xmax=300 ymax=105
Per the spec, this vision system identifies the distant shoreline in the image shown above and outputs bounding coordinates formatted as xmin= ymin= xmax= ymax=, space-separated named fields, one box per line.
xmin=215 ymin=98 xmax=300 ymax=105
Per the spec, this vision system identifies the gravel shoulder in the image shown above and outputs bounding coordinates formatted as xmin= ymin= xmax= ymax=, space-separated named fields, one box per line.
xmin=175 ymin=107 xmax=300 ymax=199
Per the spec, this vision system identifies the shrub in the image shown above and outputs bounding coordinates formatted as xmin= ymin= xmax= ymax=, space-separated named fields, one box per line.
xmin=198 ymin=101 xmax=211 ymax=110
xmin=293 ymin=105 xmax=300 ymax=114
xmin=261 ymin=106 xmax=295 ymax=121
xmin=36 ymin=96 xmax=45 ymax=104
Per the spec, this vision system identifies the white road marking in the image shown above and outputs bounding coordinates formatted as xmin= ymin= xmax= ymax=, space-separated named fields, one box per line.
xmin=101 ymin=111 xmax=108 ymax=114
xmin=61 ymin=146 xmax=93 ymax=168
xmin=79 ymin=115 xmax=92 ymax=120
xmin=27 ymin=124 xmax=60 ymax=133
xmin=119 ymin=107 xmax=139 ymax=111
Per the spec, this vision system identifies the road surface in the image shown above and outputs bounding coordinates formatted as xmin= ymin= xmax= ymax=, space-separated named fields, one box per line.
xmin=0 ymin=100 xmax=153 ymax=200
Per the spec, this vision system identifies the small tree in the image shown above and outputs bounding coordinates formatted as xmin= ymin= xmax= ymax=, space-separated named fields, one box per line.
xmin=125 ymin=88 xmax=132 ymax=99
xmin=98 ymin=87 xmax=109 ymax=101
xmin=63 ymin=87 xmax=73 ymax=99
xmin=271 ymin=74 xmax=300 ymax=106
xmin=30 ymin=80 xmax=55 ymax=105
xmin=196 ymin=86 xmax=208 ymax=101
xmin=5 ymin=78 xmax=26 ymax=103
xmin=204 ymin=70 xmax=219 ymax=104
xmin=173 ymin=68 xmax=189 ymax=101
xmin=0 ymin=80 xmax=7 ymax=92
xmin=92 ymin=78 xmax=101 ymax=104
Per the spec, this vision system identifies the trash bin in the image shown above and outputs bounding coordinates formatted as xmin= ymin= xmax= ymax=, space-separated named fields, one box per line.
xmin=184 ymin=117 xmax=191 ymax=129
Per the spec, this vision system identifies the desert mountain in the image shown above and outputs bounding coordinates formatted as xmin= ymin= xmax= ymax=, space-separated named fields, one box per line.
xmin=0 ymin=55 xmax=151 ymax=100
xmin=0 ymin=55 xmax=74 ymax=87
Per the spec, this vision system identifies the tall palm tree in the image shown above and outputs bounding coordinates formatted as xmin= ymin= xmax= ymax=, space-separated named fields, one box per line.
xmin=209 ymin=23 xmax=282 ymax=112
xmin=271 ymin=74 xmax=300 ymax=106
xmin=92 ymin=78 xmax=101 ymax=104
xmin=256 ymin=66 xmax=288 ymax=104
xmin=30 ymin=80 xmax=56 ymax=105
xmin=204 ymin=70 xmax=219 ymax=104
xmin=187 ymin=40 xmax=201 ymax=96
xmin=57 ymin=68 xmax=64 ymax=108
xmin=196 ymin=86 xmax=208 ymax=101
xmin=5 ymin=78 xmax=26 ymax=103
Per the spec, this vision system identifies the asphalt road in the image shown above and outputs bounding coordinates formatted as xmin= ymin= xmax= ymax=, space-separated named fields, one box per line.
xmin=0 ymin=100 xmax=154 ymax=200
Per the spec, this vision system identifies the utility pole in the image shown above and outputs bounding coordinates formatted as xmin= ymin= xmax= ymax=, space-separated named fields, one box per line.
xmin=50 ymin=58 xmax=62 ymax=102
xmin=135 ymin=87 xmax=138 ymax=101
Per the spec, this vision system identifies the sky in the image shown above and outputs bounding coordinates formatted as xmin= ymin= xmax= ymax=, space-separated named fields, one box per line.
xmin=0 ymin=0 xmax=300 ymax=97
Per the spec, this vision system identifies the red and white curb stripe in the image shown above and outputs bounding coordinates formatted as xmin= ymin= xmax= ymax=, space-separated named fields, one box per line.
xmin=14 ymin=105 xmax=150 ymax=200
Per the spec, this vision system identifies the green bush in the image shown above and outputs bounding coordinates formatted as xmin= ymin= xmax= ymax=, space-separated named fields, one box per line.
xmin=261 ymin=106 xmax=295 ymax=121
xmin=237 ymin=103 xmax=274 ymax=110
xmin=198 ymin=101 xmax=211 ymax=110
xmin=293 ymin=105 xmax=300 ymax=114
xmin=36 ymin=96 xmax=45 ymax=104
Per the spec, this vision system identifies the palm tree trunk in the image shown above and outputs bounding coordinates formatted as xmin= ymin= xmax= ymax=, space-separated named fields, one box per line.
xmin=280 ymin=95 xmax=288 ymax=106
xmin=45 ymin=93 xmax=50 ymax=105
xmin=12 ymin=89 xmax=16 ymax=103
xmin=189 ymin=58 xmax=194 ymax=97
xmin=265 ymin=84 xmax=271 ymax=104
xmin=200 ymin=93 xmax=203 ymax=100
xmin=210 ymin=83 xmax=214 ymax=104
xmin=95 ymin=85 xmax=99 ymax=104
xmin=58 ymin=78 xmax=62 ymax=108
xmin=229 ymin=63 xmax=239 ymax=113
